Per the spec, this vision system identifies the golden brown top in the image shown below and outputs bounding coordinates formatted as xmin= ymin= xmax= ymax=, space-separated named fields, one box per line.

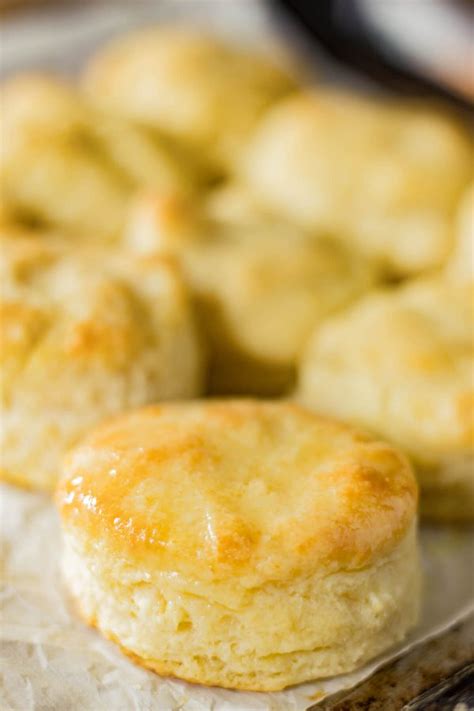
xmin=0 ymin=233 xmax=202 ymax=408
xmin=82 ymin=27 xmax=295 ymax=168
xmin=57 ymin=400 xmax=417 ymax=584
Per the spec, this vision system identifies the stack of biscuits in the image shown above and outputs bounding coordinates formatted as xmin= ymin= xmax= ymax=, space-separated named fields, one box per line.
xmin=1 ymin=26 xmax=472 ymax=692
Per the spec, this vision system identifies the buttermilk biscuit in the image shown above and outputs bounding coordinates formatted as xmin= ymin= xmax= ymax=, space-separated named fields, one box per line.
xmin=82 ymin=27 xmax=295 ymax=170
xmin=297 ymin=278 xmax=474 ymax=521
xmin=448 ymin=183 xmax=474 ymax=281
xmin=0 ymin=235 xmax=203 ymax=491
xmin=0 ymin=74 xmax=195 ymax=239
xmin=241 ymin=91 xmax=472 ymax=276
xmin=125 ymin=193 xmax=375 ymax=395
xmin=56 ymin=400 xmax=419 ymax=691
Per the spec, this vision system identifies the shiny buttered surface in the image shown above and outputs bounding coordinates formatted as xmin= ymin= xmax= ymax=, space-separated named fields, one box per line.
xmin=0 ymin=233 xmax=203 ymax=491
xmin=56 ymin=400 xmax=420 ymax=691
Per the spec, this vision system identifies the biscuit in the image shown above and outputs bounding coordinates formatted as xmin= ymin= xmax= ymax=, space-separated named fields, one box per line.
xmin=0 ymin=74 xmax=195 ymax=239
xmin=297 ymin=278 xmax=474 ymax=520
xmin=241 ymin=91 xmax=472 ymax=275
xmin=125 ymin=192 xmax=376 ymax=395
xmin=82 ymin=27 xmax=295 ymax=171
xmin=0 ymin=234 xmax=203 ymax=491
xmin=56 ymin=400 xmax=420 ymax=691
xmin=448 ymin=183 xmax=474 ymax=281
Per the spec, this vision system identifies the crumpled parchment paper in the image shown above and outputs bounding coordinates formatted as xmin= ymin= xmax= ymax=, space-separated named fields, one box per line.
xmin=1 ymin=483 xmax=473 ymax=711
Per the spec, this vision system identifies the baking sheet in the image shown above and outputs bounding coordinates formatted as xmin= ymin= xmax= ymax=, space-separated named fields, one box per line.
xmin=1 ymin=483 xmax=473 ymax=711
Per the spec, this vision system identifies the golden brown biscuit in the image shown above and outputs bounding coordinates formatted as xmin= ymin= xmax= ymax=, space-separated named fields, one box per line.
xmin=56 ymin=400 xmax=420 ymax=691
xmin=82 ymin=27 xmax=295 ymax=170
xmin=125 ymin=192 xmax=376 ymax=394
xmin=0 ymin=234 xmax=203 ymax=491
xmin=241 ymin=91 xmax=472 ymax=275
xmin=297 ymin=277 xmax=474 ymax=520
xmin=0 ymin=74 xmax=195 ymax=239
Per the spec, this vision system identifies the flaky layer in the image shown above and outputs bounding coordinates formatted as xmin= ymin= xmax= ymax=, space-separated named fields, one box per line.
xmin=61 ymin=524 xmax=420 ymax=691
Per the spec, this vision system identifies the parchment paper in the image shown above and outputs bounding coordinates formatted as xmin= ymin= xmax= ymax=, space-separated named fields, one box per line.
xmin=1 ymin=483 xmax=473 ymax=711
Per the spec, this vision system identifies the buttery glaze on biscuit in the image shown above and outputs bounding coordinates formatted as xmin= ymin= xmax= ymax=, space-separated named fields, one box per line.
xmin=57 ymin=400 xmax=420 ymax=691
